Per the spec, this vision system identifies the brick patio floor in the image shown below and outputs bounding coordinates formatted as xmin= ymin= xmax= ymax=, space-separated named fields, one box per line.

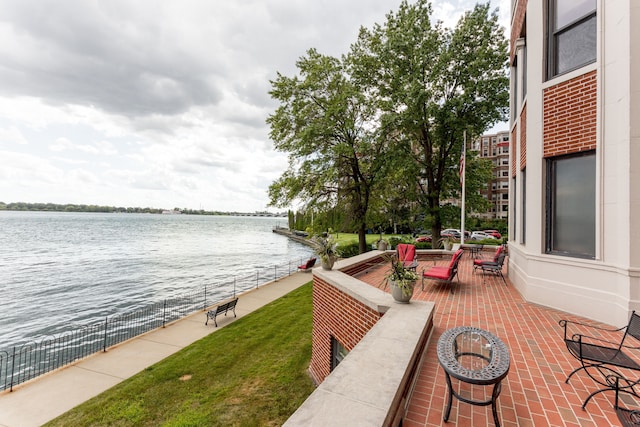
xmin=354 ymin=251 xmax=624 ymax=426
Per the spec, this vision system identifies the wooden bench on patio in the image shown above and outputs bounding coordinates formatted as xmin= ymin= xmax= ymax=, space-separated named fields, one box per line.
xmin=205 ymin=298 xmax=238 ymax=327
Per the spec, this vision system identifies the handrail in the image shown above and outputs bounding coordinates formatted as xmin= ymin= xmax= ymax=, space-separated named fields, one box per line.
xmin=0 ymin=256 xmax=310 ymax=392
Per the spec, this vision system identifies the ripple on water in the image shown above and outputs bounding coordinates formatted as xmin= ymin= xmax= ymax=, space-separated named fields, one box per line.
xmin=0 ymin=212 xmax=314 ymax=349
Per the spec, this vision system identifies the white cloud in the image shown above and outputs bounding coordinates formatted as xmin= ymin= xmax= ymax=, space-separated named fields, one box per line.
xmin=0 ymin=0 xmax=510 ymax=212
xmin=0 ymin=126 xmax=28 ymax=145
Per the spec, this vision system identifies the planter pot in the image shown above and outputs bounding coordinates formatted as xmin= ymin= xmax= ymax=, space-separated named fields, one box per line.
xmin=390 ymin=280 xmax=415 ymax=303
xmin=377 ymin=241 xmax=388 ymax=252
xmin=321 ymin=256 xmax=336 ymax=270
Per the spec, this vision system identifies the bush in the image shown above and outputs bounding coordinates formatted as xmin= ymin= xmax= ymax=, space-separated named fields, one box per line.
xmin=473 ymin=238 xmax=501 ymax=246
xmin=338 ymin=242 xmax=362 ymax=258
xmin=388 ymin=237 xmax=403 ymax=249
xmin=414 ymin=242 xmax=432 ymax=249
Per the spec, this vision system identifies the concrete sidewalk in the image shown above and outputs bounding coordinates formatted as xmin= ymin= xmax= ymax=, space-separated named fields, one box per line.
xmin=0 ymin=272 xmax=313 ymax=427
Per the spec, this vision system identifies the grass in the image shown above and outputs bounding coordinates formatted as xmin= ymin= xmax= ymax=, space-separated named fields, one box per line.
xmin=45 ymin=282 xmax=316 ymax=427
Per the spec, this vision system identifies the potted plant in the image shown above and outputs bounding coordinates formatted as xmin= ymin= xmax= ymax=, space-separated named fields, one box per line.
xmin=383 ymin=255 xmax=419 ymax=303
xmin=376 ymin=238 xmax=389 ymax=251
xmin=438 ymin=236 xmax=454 ymax=251
xmin=314 ymin=234 xmax=340 ymax=270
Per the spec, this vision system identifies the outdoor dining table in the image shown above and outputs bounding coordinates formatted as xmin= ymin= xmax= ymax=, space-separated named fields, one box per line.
xmin=437 ymin=326 xmax=510 ymax=427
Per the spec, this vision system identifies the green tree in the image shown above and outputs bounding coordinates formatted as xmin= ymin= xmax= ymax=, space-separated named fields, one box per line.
xmin=349 ymin=1 xmax=509 ymax=242
xmin=267 ymin=49 xmax=387 ymax=253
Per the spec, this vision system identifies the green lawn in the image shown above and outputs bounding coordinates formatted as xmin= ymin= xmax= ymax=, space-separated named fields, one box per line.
xmin=45 ymin=282 xmax=316 ymax=427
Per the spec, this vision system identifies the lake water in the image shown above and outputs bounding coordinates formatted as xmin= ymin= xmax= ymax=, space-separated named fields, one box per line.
xmin=0 ymin=211 xmax=314 ymax=349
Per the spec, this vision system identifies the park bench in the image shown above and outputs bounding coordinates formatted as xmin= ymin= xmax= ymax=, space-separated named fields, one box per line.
xmin=205 ymin=298 xmax=238 ymax=327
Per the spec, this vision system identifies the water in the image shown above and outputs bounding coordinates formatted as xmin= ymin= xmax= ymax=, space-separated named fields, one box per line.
xmin=0 ymin=211 xmax=314 ymax=349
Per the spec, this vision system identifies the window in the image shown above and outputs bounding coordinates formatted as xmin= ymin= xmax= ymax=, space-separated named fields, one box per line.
xmin=548 ymin=0 xmax=596 ymax=78
xmin=546 ymin=152 xmax=595 ymax=258
xmin=331 ymin=336 xmax=348 ymax=371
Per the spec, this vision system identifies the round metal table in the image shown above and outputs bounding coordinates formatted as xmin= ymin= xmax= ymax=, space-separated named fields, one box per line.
xmin=437 ymin=326 xmax=510 ymax=426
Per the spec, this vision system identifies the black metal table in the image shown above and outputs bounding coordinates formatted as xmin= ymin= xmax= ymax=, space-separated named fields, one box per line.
xmin=460 ymin=243 xmax=483 ymax=259
xmin=437 ymin=326 xmax=510 ymax=426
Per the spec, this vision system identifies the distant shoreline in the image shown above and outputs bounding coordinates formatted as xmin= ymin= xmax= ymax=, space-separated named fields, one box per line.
xmin=0 ymin=202 xmax=286 ymax=217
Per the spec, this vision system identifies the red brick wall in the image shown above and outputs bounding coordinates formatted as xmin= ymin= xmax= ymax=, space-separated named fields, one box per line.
xmin=510 ymin=0 xmax=527 ymax=62
xmin=543 ymin=71 xmax=597 ymax=157
xmin=308 ymin=276 xmax=384 ymax=384
xmin=520 ymin=104 xmax=527 ymax=170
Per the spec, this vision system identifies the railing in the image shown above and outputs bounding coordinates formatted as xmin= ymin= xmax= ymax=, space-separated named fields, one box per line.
xmin=0 ymin=256 xmax=310 ymax=392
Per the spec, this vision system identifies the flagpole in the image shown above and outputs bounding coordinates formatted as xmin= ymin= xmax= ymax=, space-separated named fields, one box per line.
xmin=460 ymin=131 xmax=466 ymax=245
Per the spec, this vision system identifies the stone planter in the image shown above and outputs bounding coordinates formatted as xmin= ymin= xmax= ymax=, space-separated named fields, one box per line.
xmin=321 ymin=256 xmax=337 ymax=270
xmin=390 ymin=280 xmax=415 ymax=303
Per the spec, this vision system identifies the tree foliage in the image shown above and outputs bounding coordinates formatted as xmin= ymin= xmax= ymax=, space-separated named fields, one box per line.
xmin=348 ymin=0 xmax=509 ymax=242
xmin=267 ymin=49 xmax=388 ymax=252
xmin=267 ymin=1 xmax=509 ymax=252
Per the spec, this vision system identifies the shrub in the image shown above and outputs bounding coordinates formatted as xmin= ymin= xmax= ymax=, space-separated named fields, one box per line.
xmin=414 ymin=242 xmax=432 ymax=250
xmin=388 ymin=236 xmax=403 ymax=249
xmin=338 ymin=242 xmax=362 ymax=258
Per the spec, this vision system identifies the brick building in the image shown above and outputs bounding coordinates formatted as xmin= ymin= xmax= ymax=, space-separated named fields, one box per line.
xmin=472 ymin=131 xmax=510 ymax=219
xmin=508 ymin=0 xmax=640 ymax=326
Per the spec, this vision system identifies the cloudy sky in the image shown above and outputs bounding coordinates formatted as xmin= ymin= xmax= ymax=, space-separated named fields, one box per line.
xmin=0 ymin=0 xmax=509 ymax=212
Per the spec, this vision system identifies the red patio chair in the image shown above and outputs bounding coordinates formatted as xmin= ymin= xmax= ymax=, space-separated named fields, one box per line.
xmin=397 ymin=243 xmax=418 ymax=271
xmin=297 ymin=257 xmax=317 ymax=272
xmin=473 ymin=245 xmax=507 ymax=284
xmin=421 ymin=249 xmax=464 ymax=293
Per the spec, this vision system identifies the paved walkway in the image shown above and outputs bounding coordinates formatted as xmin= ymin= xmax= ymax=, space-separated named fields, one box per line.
xmin=0 ymin=272 xmax=313 ymax=427
xmin=356 ymin=250 xmax=623 ymax=426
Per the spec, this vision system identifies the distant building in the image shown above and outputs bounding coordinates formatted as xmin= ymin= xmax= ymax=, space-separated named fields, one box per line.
xmin=471 ymin=131 xmax=510 ymax=219
xmin=508 ymin=0 xmax=639 ymax=327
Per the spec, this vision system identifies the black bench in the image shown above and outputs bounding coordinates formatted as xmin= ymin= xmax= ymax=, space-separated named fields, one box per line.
xmin=205 ymin=298 xmax=238 ymax=327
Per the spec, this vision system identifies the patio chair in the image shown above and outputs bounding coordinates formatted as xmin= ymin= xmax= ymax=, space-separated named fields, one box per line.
xmin=613 ymin=375 xmax=640 ymax=427
xmin=473 ymin=246 xmax=507 ymax=284
xmin=297 ymin=257 xmax=317 ymax=272
xmin=397 ymin=243 xmax=418 ymax=271
xmin=559 ymin=311 xmax=640 ymax=409
xmin=421 ymin=249 xmax=464 ymax=293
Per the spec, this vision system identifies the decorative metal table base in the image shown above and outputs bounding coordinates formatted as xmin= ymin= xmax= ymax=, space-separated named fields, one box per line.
xmin=437 ymin=326 xmax=510 ymax=427
xmin=443 ymin=371 xmax=503 ymax=426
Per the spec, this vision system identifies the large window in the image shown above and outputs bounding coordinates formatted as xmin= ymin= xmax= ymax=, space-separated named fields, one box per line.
xmin=546 ymin=152 xmax=595 ymax=258
xmin=548 ymin=0 xmax=596 ymax=78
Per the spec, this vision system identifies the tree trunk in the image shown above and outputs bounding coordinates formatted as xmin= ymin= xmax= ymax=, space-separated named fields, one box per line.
xmin=358 ymin=222 xmax=368 ymax=254
xmin=428 ymin=195 xmax=442 ymax=245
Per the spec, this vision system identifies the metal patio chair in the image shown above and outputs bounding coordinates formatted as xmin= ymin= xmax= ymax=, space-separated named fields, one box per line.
xmin=560 ymin=311 xmax=640 ymax=409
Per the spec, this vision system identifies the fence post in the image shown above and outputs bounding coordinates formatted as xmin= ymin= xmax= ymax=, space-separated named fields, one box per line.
xmin=256 ymin=270 xmax=259 ymax=288
xmin=274 ymin=265 xmax=277 ymax=281
xmin=203 ymin=286 xmax=207 ymax=311
xmin=9 ymin=346 xmax=16 ymax=392
xmin=162 ymin=300 xmax=167 ymax=328
xmin=103 ymin=317 xmax=109 ymax=352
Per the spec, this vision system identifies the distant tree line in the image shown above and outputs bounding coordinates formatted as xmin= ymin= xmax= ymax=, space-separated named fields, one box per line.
xmin=0 ymin=202 xmax=286 ymax=217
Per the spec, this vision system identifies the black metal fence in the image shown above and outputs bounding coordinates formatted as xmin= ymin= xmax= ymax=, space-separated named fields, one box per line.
xmin=0 ymin=256 xmax=310 ymax=392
